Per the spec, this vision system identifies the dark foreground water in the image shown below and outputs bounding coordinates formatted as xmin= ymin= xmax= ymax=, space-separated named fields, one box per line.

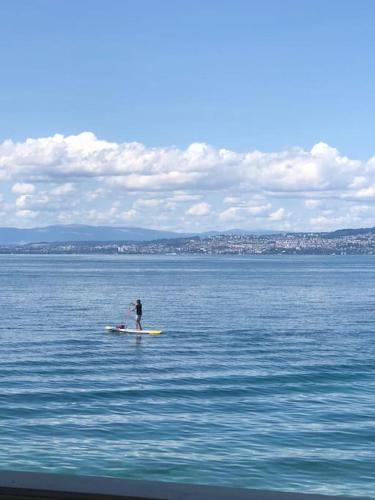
xmin=0 ymin=255 xmax=374 ymax=498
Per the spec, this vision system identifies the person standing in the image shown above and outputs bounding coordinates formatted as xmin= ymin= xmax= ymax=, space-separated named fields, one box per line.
xmin=131 ymin=299 xmax=142 ymax=331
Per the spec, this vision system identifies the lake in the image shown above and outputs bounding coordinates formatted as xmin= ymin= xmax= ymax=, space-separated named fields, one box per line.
xmin=0 ymin=255 xmax=374 ymax=498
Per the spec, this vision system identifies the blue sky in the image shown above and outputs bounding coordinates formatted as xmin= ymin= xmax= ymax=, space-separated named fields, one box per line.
xmin=1 ymin=1 xmax=375 ymax=231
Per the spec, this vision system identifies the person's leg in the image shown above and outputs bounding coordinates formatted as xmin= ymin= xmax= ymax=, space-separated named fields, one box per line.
xmin=135 ymin=316 xmax=141 ymax=330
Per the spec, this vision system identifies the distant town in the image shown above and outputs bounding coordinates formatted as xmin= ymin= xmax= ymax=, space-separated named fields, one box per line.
xmin=1 ymin=227 xmax=375 ymax=255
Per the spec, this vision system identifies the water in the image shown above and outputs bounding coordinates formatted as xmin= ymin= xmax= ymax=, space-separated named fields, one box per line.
xmin=0 ymin=255 xmax=374 ymax=498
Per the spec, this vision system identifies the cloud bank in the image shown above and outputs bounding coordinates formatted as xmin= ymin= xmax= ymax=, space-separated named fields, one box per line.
xmin=1 ymin=131 xmax=375 ymax=231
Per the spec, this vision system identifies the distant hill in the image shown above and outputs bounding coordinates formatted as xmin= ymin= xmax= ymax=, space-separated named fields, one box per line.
xmin=0 ymin=224 xmax=286 ymax=245
xmin=1 ymin=224 xmax=374 ymax=245
xmin=0 ymin=225 xmax=187 ymax=244
xmin=323 ymin=227 xmax=375 ymax=238
xmin=201 ymin=229 xmax=284 ymax=237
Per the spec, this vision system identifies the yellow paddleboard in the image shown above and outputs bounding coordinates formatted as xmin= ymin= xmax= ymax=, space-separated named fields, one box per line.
xmin=105 ymin=326 xmax=162 ymax=335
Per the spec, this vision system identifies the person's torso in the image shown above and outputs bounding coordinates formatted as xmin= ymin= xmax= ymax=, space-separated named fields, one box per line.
xmin=136 ymin=304 xmax=142 ymax=315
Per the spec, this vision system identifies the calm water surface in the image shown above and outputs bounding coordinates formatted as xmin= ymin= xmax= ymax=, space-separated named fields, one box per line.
xmin=0 ymin=255 xmax=374 ymax=497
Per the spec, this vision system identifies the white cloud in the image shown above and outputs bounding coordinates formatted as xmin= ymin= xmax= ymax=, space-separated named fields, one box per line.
xmin=305 ymin=199 xmax=321 ymax=209
xmin=269 ymin=208 xmax=287 ymax=221
xmin=349 ymin=204 xmax=371 ymax=216
xmin=310 ymin=215 xmax=349 ymax=229
xmin=219 ymin=207 xmax=238 ymax=221
xmin=349 ymin=176 xmax=367 ymax=189
xmin=224 ymin=196 xmax=240 ymax=204
xmin=168 ymin=192 xmax=203 ymax=202
xmin=117 ymin=209 xmax=137 ymax=222
xmin=86 ymin=188 xmax=106 ymax=201
xmin=15 ymin=192 xmax=51 ymax=209
xmin=220 ymin=203 xmax=273 ymax=221
xmin=15 ymin=195 xmax=31 ymax=208
xmin=50 ymin=183 xmax=76 ymax=196
xmin=2 ymin=132 xmax=375 ymax=231
xmin=134 ymin=198 xmax=161 ymax=208
xmin=0 ymin=133 xmax=370 ymax=196
xmin=16 ymin=209 xmax=39 ymax=218
xmin=352 ymin=186 xmax=375 ymax=199
xmin=247 ymin=204 xmax=272 ymax=215
xmin=12 ymin=182 xmax=35 ymax=194
xmin=186 ymin=202 xmax=211 ymax=216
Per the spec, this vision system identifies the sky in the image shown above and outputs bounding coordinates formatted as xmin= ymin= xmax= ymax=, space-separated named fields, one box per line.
xmin=1 ymin=0 xmax=375 ymax=232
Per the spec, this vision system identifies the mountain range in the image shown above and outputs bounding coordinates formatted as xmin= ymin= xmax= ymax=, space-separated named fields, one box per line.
xmin=0 ymin=225 xmax=278 ymax=245
xmin=0 ymin=224 xmax=374 ymax=245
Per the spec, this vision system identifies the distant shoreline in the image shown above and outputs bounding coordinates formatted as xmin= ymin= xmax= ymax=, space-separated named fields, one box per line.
xmin=1 ymin=230 xmax=375 ymax=256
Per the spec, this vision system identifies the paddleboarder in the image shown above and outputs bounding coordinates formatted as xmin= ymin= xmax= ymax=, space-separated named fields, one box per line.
xmin=130 ymin=299 xmax=142 ymax=331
